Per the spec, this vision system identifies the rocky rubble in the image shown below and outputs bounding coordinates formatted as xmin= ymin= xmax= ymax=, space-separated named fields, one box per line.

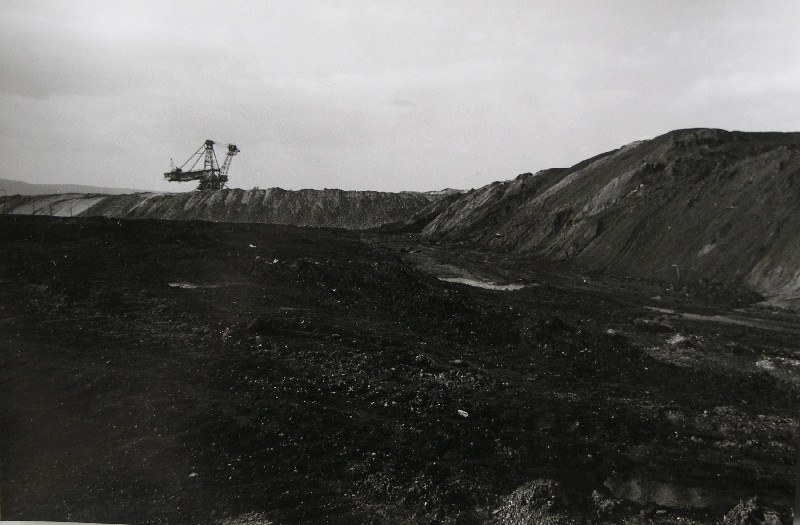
xmin=1 ymin=216 xmax=797 ymax=523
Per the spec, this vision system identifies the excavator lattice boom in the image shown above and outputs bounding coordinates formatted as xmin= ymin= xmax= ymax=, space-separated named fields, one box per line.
xmin=164 ymin=140 xmax=240 ymax=190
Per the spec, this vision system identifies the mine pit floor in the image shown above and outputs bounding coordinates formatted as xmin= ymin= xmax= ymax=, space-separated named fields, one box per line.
xmin=1 ymin=216 xmax=797 ymax=524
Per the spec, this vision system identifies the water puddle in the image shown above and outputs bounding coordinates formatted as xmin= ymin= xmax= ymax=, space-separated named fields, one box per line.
xmin=645 ymin=306 xmax=675 ymax=314
xmin=439 ymin=277 xmax=524 ymax=291
xmin=645 ymin=306 xmax=781 ymax=332
xmin=167 ymin=282 xmax=220 ymax=289
xmin=168 ymin=282 xmax=198 ymax=289
xmin=680 ymin=312 xmax=766 ymax=329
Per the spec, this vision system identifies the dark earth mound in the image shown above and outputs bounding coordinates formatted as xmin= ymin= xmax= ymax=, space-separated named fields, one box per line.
xmin=420 ymin=129 xmax=800 ymax=305
xmin=1 ymin=215 xmax=798 ymax=523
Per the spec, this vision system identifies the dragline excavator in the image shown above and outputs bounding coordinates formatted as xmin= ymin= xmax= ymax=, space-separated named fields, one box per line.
xmin=164 ymin=140 xmax=240 ymax=190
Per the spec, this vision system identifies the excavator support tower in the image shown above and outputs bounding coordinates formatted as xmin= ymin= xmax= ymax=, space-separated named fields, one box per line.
xmin=164 ymin=140 xmax=240 ymax=190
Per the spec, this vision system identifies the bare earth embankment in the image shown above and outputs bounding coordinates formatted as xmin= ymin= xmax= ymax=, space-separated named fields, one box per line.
xmin=421 ymin=129 xmax=800 ymax=306
xmin=0 ymin=188 xmax=446 ymax=230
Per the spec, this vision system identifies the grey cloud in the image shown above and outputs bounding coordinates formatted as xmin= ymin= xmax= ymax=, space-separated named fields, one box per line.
xmin=3 ymin=1 xmax=800 ymax=192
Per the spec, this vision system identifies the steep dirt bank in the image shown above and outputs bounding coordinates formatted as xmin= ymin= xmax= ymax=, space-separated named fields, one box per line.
xmin=421 ymin=129 xmax=800 ymax=304
xmin=0 ymin=188 xmax=442 ymax=230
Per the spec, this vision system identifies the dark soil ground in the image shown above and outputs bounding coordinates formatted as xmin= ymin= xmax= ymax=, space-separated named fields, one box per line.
xmin=0 ymin=215 xmax=798 ymax=524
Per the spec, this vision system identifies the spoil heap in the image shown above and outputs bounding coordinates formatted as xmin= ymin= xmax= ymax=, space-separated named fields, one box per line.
xmin=421 ymin=129 xmax=800 ymax=303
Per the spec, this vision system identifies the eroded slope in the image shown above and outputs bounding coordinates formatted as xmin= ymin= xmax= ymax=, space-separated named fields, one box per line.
xmin=423 ymin=129 xmax=800 ymax=303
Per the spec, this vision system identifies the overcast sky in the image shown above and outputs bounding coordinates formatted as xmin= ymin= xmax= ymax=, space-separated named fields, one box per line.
xmin=2 ymin=1 xmax=800 ymax=192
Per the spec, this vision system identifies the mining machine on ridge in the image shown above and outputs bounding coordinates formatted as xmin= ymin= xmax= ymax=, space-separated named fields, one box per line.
xmin=164 ymin=140 xmax=240 ymax=190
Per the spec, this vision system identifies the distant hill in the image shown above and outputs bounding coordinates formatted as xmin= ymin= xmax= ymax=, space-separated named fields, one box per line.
xmin=420 ymin=128 xmax=800 ymax=304
xmin=0 ymin=178 xmax=147 ymax=196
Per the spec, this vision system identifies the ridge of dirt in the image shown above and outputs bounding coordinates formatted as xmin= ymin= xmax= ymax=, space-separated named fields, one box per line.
xmin=420 ymin=128 xmax=800 ymax=305
xmin=0 ymin=187 xmax=443 ymax=231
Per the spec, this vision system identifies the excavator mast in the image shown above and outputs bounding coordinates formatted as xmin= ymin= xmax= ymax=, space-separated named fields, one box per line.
xmin=164 ymin=140 xmax=240 ymax=190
